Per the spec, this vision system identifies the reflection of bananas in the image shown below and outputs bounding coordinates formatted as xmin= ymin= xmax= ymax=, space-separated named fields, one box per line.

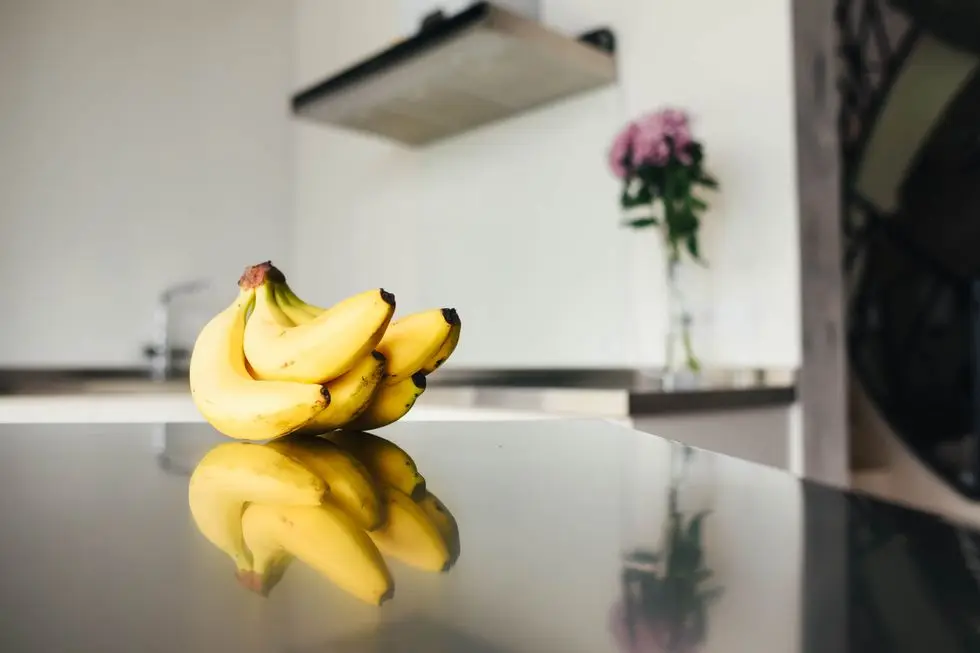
xmin=241 ymin=503 xmax=394 ymax=605
xmin=325 ymin=430 xmax=426 ymax=499
xmin=417 ymin=491 xmax=461 ymax=568
xmin=268 ymin=435 xmax=384 ymax=531
xmin=241 ymin=262 xmax=395 ymax=384
xmin=370 ymin=487 xmax=451 ymax=572
xmin=347 ymin=373 xmax=427 ymax=431
xmin=189 ymin=288 xmax=330 ymax=441
xmin=376 ymin=309 xmax=458 ymax=386
xmin=187 ymin=442 xmax=328 ymax=573
xmin=186 ymin=430 xmax=462 ymax=605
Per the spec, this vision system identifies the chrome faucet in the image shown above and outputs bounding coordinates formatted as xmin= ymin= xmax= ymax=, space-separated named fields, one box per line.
xmin=144 ymin=279 xmax=209 ymax=381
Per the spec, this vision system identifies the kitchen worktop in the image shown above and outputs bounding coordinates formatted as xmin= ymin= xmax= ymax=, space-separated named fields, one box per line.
xmin=0 ymin=419 xmax=974 ymax=652
xmin=0 ymin=366 xmax=796 ymax=417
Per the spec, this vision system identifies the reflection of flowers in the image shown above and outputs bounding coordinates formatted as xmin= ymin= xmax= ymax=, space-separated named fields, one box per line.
xmin=611 ymin=447 xmax=722 ymax=653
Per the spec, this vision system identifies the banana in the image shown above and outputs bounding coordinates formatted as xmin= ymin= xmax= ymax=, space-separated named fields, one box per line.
xmin=240 ymin=502 xmax=394 ymax=605
xmin=273 ymin=284 xmax=461 ymax=379
xmin=346 ymin=373 xmax=427 ymax=432
xmin=237 ymin=548 xmax=292 ymax=597
xmin=370 ymin=487 xmax=451 ymax=573
xmin=187 ymin=442 xmax=328 ymax=573
xmin=416 ymin=491 xmax=461 ymax=567
xmin=241 ymin=262 xmax=395 ymax=384
xmin=189 ymin=287 xmax=331 ymax=441
xmin=376 ymin=309 xmax=458 ymax=386
xmin=268 ymin=435 xmax=384 ymax=531
xmin=419 ymin=317 xmax=461 ymax=375
xmin=275 ymin=281 xmax=323 ymax=321
xmin=294 ymin=351 xmax=387 ymax=435
xmin=325 ymin=429 xmax=426 ymax=499
xmin=273 ymin=282 xmax=319 ymax=324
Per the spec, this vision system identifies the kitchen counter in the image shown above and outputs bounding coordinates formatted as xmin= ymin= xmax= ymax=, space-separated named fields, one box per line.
xmin=0 ymin=366 xmax=796 ymax=417
xmin=0 ymin=419 xmax=974 ymax=652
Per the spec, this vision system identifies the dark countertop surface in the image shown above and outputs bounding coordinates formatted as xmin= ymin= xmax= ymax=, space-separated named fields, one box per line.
xmin=0 ymin=419 xmax=975 ymax=652
xmin=0 ymin=367 xmax=796 ymax=415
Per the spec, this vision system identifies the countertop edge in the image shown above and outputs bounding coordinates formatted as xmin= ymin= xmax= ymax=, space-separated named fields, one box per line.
xmin=628 ymin=385 xmax=797 ymax=416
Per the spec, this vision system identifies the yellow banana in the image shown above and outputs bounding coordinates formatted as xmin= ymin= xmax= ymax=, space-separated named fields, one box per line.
xmin=187 ymin=442 xmax=328 ymax=574
xmin=240 ymin=503 xmax=394 ymax=605
xmin=273 ymin=282 xmax=319 ymax=323
xmin=189 ymin=287 xmax=330 ymax=441
xmin=241 ymin=262 xmax=395 ymax=384
xmin=273 ymin=284 xmax=461 ymax=378
xmin=419 ymin=317 xmax=461 ymax=375
xmin=294 ymin=351 xmax=387 ymax=434
xmin=376 ymin=309 xmax=458 ymax=386
xmin=346 ymin=373 xmax=427 ymax=431
xmin=416 ymin=491 xmax=461 ymax=568
xmin=268 ymin=435 xmax=384 ymax=531
xmin=325 ymin=429 xmax=426 ymax=499
xmin=275 ymin=281 xmax=324 ymax=321
xmin=370 ymin=487 xmax=451 ymax=573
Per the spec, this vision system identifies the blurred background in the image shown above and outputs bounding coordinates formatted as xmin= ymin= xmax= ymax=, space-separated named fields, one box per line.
xmin=3 ymin=0 xmax=980 ymax=525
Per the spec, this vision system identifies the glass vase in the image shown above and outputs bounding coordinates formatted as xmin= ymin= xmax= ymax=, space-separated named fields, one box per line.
xmin=663 ymin=258 xmax=700 ymax=387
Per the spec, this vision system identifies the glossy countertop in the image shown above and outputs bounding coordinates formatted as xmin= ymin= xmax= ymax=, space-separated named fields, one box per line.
xmin=0 ymin=420 xmax=974 ymax=652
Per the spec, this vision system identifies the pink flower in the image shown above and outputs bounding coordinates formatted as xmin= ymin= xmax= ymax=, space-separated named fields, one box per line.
xmin=628 ymin=108 xmax=696 ymax=167
xmin=611 ymin=108 xmax=699 ymax=173
xmin=609 ymin=600 xmax=701 ymax=653
xmin=632 ymin=112 xmax=668 ymax=166
xmin=609 ymin=122 xmax=639 ymax=179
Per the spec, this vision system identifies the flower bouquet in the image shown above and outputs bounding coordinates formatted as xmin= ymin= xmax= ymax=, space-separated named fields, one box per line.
xmin=608 ymin=108 xmax=718 ymax=373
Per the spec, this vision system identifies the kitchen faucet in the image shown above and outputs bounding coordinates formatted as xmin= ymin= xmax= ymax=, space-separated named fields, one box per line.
xmin=144 ymin=279 xmax=209 ymax=381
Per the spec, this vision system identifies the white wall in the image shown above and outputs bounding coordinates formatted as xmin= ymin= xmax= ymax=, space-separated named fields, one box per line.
xmin=0 ymin=0 xmax=295 ymax=366
xmin=291 ymin=0 xmax=801 ymax=369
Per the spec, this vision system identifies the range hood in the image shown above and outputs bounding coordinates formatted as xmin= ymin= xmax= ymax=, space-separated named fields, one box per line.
xmin=290 ymin=1 xmax=617 ymax=146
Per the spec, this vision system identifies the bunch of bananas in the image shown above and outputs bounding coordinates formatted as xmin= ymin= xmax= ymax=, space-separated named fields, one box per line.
xmin=189 ymin=431 xmax=460 ymax=605
xmin=189 ymin=261 xmax=461 ymax=441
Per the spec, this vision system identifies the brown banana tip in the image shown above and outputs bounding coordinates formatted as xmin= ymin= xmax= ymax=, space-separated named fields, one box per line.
xmin=238 ymin=261 xmax=285 ymax=289
xmin=380 ymin=289 xmax=396 ymax=306
xmin=441 ymin=308 xmax=460 ymax=326
xmin=378 ymin=587 xmax=395 ymax=606
xmin=320 ymin=386 xmax=331 ymax=403
xmin=411 ymin=372 xmax=427 ymax=390
xmin=235 ymin=570 xmax=261 ymax=595
xmin=441 ymin=561 xmax=453 ymax=573
xmin=371 ymin=350 xmax=387 ymax=363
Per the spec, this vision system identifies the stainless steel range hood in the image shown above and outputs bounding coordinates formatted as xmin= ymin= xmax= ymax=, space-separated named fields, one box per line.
xmin=290 ymin=2 xmax=617 ymax=146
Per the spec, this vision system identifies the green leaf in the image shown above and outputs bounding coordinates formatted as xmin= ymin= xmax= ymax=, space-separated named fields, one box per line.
xmin=692 ymin=568 xmax=713 ymax=584
xmin=699 ymin=587 xmax=724 ymax=603
xmin=685 ymin=234 xmax=700 ymax=260
xmin=625 ymin=550 xmax=661 ymax=565
xmin=690 ymin=196 xmax=708 ymax=211
xmin=698 ymin=173 xmax=719 ymax=189
xmin=686 ymin=510 xmax=710 ymax=542
xmin=625 ymin=217 xmax=658 ymax=229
